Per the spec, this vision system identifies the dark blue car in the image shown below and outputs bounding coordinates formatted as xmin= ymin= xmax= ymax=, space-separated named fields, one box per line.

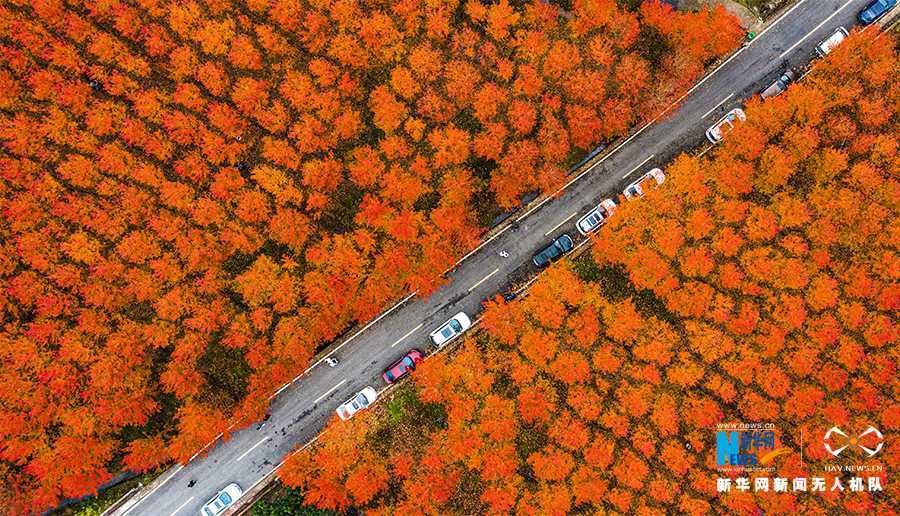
xmin=532 ymin=234 xmax=574 ymax=268
xmin=858 ymin=0 xmax=896 ymax=25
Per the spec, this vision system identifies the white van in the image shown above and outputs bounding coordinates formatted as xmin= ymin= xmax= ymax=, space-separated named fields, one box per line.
xmin=815 ymin=27 xmax=849 ymax=58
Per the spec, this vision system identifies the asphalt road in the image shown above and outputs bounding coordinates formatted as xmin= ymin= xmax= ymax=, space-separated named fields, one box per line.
xmin=115 ymin=1 xmax=879 ymax=514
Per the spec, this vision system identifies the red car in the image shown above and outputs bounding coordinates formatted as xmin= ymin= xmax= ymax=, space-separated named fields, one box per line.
xmin=383 ymin=350 xmax=423 ymax=384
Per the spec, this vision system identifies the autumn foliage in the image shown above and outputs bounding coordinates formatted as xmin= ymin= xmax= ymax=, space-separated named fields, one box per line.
xmin=0 ymin=0 xmax=742 ymax=511
xmin=277 ymin=31 xmax=897 ymax=514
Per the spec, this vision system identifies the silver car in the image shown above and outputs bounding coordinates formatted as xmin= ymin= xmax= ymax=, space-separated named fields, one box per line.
xmin=200 ymin=483 xmax=242 ymax=516
xmin=336 ymin=387 xmax=378 ymax=420
xmin=576 ymin=199 xmax=617 ymax=235
xmin=429 ymin=312 xmax=472 ymax=348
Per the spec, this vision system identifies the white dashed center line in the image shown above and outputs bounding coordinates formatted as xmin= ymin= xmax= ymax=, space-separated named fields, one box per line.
xmin=314 ymin=379 xmax=347 ymax=404
xmin=544 ymin=212 xmax=578 ymax=236
xmin=622 ymin=155 xmax=655 ymax=179
xmin=391 ymin=323 xmax=424 ymax=347
xmin=168 ymin=497 xmax=194 ymax=516
xmin=701 ymin=92 xmax=735 ymax=119
xmin=236 ymin=437 xmax=270 ymax=462
xmin=467 ymin=268 xmax=500 ymax=293
xmin=777 ymin=0 xmax=856 ymax=60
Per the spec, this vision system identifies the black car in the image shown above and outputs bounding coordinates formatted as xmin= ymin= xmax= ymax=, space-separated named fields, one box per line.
xmin=532 ymin=234 xmax=574 ymax=268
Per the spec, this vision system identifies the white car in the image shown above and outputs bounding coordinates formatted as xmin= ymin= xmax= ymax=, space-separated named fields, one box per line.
xmin=815 ymin=26 xmax=848 ymax=58
xmin=429 ymin=312 xmax=471 ymax=348
xmin=623 ymin=168 xmax=665 ymax=200
xmin=200 ymin=483 xmax=242 ymax=516
xmin=336 ymin=387 xmax=378 ymax=420
xmin=705 ymin=108 xmax=746 ymax=144
xmin=576 ymin=199 xmax=617 ymax=235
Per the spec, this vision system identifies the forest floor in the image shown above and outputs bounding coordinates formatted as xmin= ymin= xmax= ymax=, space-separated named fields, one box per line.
xmin=683 ymin=0 xmax=771 ymax=24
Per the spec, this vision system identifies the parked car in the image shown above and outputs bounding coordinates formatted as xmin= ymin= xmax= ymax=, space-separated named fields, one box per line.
xmin=858 ymin=0 xmax=897 ymax=25
xmin=429 ymin=312 xmax=472 ymax=348
xmin=623 ymin=168 xmax=666 ymax=200
xmin=336 ymin=387 xmax=378 ymax=420
xmin=705 ymin=108 xmax=746 ymax=144
xmin=760 ymin=68 xmax=796 ymax=100
xmin=532 ymin=234 xmax=574 ymax=268
xmin=815 ymin=26 xmax=849 ymax=58
xmin=383 ymin=350 xmax=424 ymax=384
xmin=200 ymin=483 xmax=242 ymax=516
xmin=576 ymin=199 xmax=617 ymax=236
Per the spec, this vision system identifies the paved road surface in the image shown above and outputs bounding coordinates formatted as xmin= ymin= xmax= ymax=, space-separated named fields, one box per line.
xmin=115 ymin=1 xmax=877 ymax=514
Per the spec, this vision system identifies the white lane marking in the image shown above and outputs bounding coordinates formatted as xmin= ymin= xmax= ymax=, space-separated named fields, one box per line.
xmin=121 ymin=464 xmax=184 ymax=515
xmin=391 ymin=323 xmax=424 ymax=347
xmin=701 ymin=92 xmax=735 ymax=119
xmin=245 ymin=465 xmax=280 ymax=495
xmin=777 ymin=0 xmax=856 ymax=60
xmin=573 ymin=238 xmax=591 ymax=251
xmin=697 ymin=145 xmax=715 ymax=158
xmin=871 ymin=12 xmax=897 ymax=38
xmin=286 ymin=433 xmax=322 ymax=461
xmin=544 ymin=212 xmax=577 ymax=236
xmin=515 ymin=194 xmax=554 ymax=223
xmin=128 ymin=6 xmax=842 ymax=508
xmin=188 ymin=431 xmax=226 ymax=462
xmin=674 ymin=0 xmax=811 ymax=106
xmin=461 ymin=0 xmax=813 ymax=262
xmin=552 ymin=0 xmax=810 ymax=198
xmin=271 ymin=290 xmax=418 ymax=401
xmin=273 ymin=383 xmax=290 ymax=397
xmin=236 ymin=437 xmax=270 ymax=462
xmin=247 ymin=432 xmax=326 ymax=495
xmin=467 ymin=268 xmax=500 ymax=293
xmin=317 ymin=291 xmax=416 ymax=361
xmin=622 ymin=155 xmax=655 ymax=179
xmin=432 ymin=1 xmax=822 ymax=272
xmin=543 ymin=117 xmax=657 ymax=207
xmin=167 ymin=497 xmax=193 ymax=516
xmin=314 ymin=379 xmax=347 ymax=404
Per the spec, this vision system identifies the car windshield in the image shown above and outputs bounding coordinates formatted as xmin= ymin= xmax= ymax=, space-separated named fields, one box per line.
xmin=726 ymin=113 xmax=737 ymax=123
xmin=219 ymin=492 xmax=232 ymax=505
xmin=203 ymin=508 xmax=214 ymax=516
xmin=403 ymin=357 xmax=415 ymax=367
xmin=628 ymin=186 xmax=639 ymax=196
xmin=355 ymin=393 xmax=368 ymax=407
xmin=449 ymin=320 xmax=463 ymax=332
